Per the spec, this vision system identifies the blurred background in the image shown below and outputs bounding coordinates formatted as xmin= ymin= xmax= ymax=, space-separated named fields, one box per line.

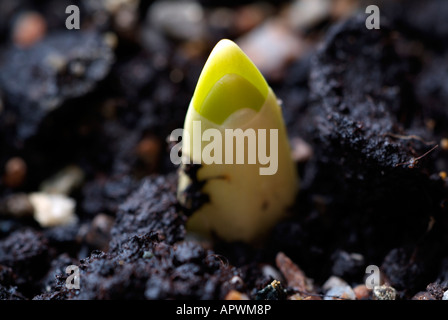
xmin=0 ymin=0 xmax=366 ymax=220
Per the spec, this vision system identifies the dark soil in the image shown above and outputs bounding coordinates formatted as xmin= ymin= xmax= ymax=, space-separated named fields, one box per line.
xmin=0 ymin=0 xmax=448 ymax=300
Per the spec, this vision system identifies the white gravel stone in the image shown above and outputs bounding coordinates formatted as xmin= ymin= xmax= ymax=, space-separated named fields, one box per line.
xmin=286 ymin=0 xmax=331 ymax=30
xmin=147 ymin=0 xmax=205 ymax=41
xmin=322 ymin=276 xmax=349 ymax=292
xmin=40 ymin=165 xmax=84 ymax=195
xmin=29 ymin=192 xmax=77 ymax=227
xmin=324 ymin=285 xmax=356 ymax=300
xmin=373 ymin=285 xmax=397 ymax=300
xmin=443 ymin=290 xmax=448 ymax=300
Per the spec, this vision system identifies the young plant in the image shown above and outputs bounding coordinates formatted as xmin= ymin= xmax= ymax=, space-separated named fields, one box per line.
xmin=177 ymin=39 xmax=298 ymax=243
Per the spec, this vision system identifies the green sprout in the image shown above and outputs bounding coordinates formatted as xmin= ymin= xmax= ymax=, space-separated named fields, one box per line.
xmin=177 ymin=39 xmax=298 ymax=243
xmin=191 ymin=39 xmax=268 ymax=125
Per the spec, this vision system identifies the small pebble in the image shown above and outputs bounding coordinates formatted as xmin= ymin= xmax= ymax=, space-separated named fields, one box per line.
xmin=373 ymin=285 xmax=397 ymax=300
xmin=142 ymin=251 xmax=153 ymax=259
xmin=426 ymin=119 xmax=436 ymax=131
xmin=136 ymin=136 xmax=162 ymax=171
xmin=46 ymin=54 xmax=67 ymax=73
xmin=12 ymin=11 xmax=47 ymax=48
xmin=225 ymin=290 xmax=249 ymax=300
xmin=29 ymin=192 xmax=77 ymax=228
xmin=302 ymin=295 xmax=322 ymax=300
xmin=276 ymin=252 xmax=314 ymax=294
xmin=40 ymin=166 xmax=84 ymax=195
xmin=331 ymin=250 xmax=365 ymax=280
xmin=291 ymin=137 xmax=313 ymax=163
xmin=261 ymin=264 xmax=283 ymax=282
xmin=324 ymin=285 xmax=356 ymax=300
xmin=229 ymin=275 xmax=244 ymax=286
xmin=322 ymin=276 xmax=348 ymax=292
xmin=288 ymin=293 xmax=322 ymax=300
xmin=69 ymin=61 xmax=86 ymax=77
xmin=3 ymin=157 xmax=27 ymax=188
xmin=103 ymin=32 xmax=119 ymax=49
xmin=441 ymin=138 xmax=448 ymax=151
xmin=285 ymin=0 xmax=331 ymax=30
xmin=288 ymin=293 xmax=303 ymax=300
xmin=353 ymin=284 xmax=371 ymax=300
xmin=412 ymin=291 xmax=435 ymax=300
xmin=331 ymin=0 xmax=359 ymax=20
xmin=81 ymin=214 xmax=115 ymax=251
xmin=103 ymin=0 xmax=136 ymax=13
xmin=147 ymin=0 xmax=205 ymax=41
xmin=112 ymin=1 xmax=138 ymax=31
xmin=443 ymin=290 xmax=448 ymax=300
xmin=425 ymin=282 xmax=445 ymax=300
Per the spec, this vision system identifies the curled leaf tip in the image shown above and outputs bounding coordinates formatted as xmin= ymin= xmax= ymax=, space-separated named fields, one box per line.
xmin=192 ymin=39 xmax=269 ymax=125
